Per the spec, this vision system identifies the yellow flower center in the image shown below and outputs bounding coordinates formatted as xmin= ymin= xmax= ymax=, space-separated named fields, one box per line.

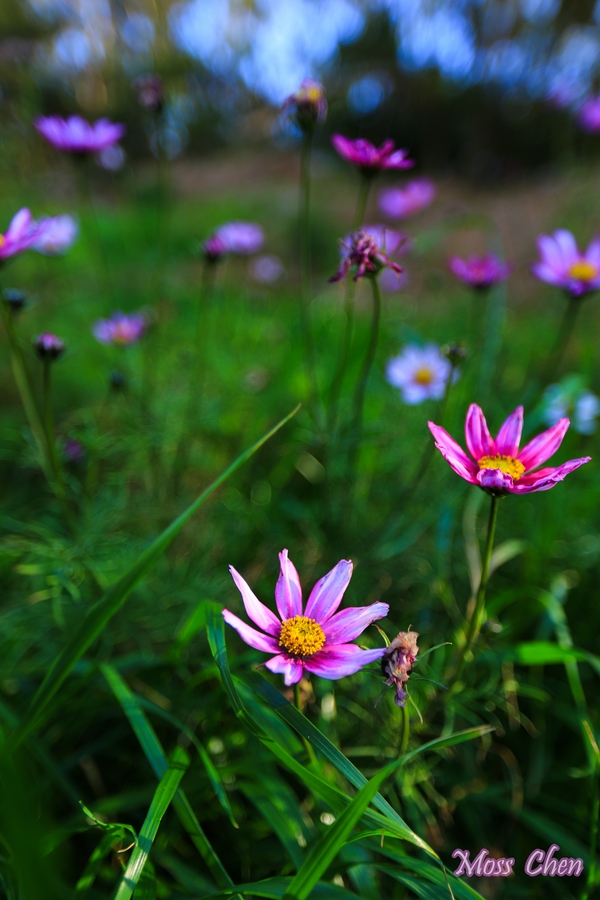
xmin=0 ymin=235 xmax=5 ymax=248
xmin=414 ymin=367 xmax=434 ymax=385
xmin=478 ymin=454 xmax=525 ymax=480
xmin=303 ymin=86 xmax=322 ymax=102
xmin=279 ymin=615 xmax=326 ymax=657
xmin=569 ymin=260 xmax=598 ymax=281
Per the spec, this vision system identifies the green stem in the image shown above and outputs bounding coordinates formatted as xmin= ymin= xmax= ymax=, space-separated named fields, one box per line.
xmin=294 ymin=683 xmax=316 ymax=764
xmin=581 ymin=762 xmax=599 ymax=900
xmin=450 ymin=493 xmax=499 ymax=685
xmin=299 ymin=132 xmax=321 ymax=426
xmin=543 ymin=294 xmax=582 ymax=386
xmin=403 ymin=361 xmax=456 ymax=499
xmin=347 ymin=274 xmax=382 ymax=482
xmin=400 ymin=705 xmax=410 ymax=756
xmin=75 ymin=158 xmax=114 ymax=302
xmin=353 ymin=176 xmax=371 ymax=230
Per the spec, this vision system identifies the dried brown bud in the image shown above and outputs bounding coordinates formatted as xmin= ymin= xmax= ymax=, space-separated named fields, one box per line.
xmin=381 ymin=630 xmax=419 ymax=707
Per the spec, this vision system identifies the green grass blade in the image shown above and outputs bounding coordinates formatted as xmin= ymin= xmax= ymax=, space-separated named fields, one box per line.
xmin=132 ymin=860 xmax=156 ymax=899
xmin=101 ymin=664 xmax=235 ymax=890
xmin=10 ymin=405 xmax=299 ymax=748
xmin=113 ymin=746 xmax=188 ymax=900
xmin=74 ymin=832 xmax=120 ymax=898
xmin=203 ymin=876 xmax=360 ymax=899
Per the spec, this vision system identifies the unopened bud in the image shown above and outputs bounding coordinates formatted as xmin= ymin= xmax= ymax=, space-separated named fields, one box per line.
xmin=282 ymin=79 xmax=327 ymax=133
xmin=442 ymin=343 xmax=467 ymax=365
xmin=109 ymin=370 xmax=127 ymax=390
xmin=133 ymin=74 xmax=163 ymax=112
xmin=34 ymin=332 xmax=65 ymax=361
xmin=3 ymin=289 xmax=27 ymax=312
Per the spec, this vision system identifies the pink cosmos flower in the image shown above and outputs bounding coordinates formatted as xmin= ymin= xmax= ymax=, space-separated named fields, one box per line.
xmin=223 ymin=550 xmax=389 ymax=686
xmin=378 ymin=178 xmax=436 ymax=219
xmin=448 ymin=254 xmax=512 ymax=289
xmin=331 ymin=135 xmax=414 ymax=175
xmin=330 ymin=227 xmax=404 ymax=282
xmin=532 ymin=229 xmax=600 ymax=297
xmin=282 ymin=79 xmax=327 ymax=131
xmin=576 ymin=96 xmax=600 ymax=133
xmin=429 ymin=403 xmax=591 ymax=495
xmin=34 ymin=214 xmax=78 ymax=255
xmin=93 ymin=311 xmax=146 ymax=346
xmin=204 ymin=221 xmax=264 ymax=262
xmin=34 ymin=115 xmax=126 ymax=154
xmin=0 ymin=208 xmax=40 ymax=261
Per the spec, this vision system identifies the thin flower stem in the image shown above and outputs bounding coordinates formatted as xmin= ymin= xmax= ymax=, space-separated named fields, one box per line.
xmin=542 ymin=294 xmax=582 ymax=386
xmin=294 ymin=682 xmax=316 ymax=764
xmin=347 ymin=274 xmax=382 ymax=482
xmin=299 ymin=132 xmax=321 ymax=426
xmin=353 ymin=176 xmax=371 ymax=230
xmin=450 ymin=493 xmax=499 ymax=686
xmin=76 ymin=158 xmax=115 ymax=302
xmin=400 ymin=705 xmax=410 ymax=756
xmin=403 ymin=361 xmax=457 ymax=499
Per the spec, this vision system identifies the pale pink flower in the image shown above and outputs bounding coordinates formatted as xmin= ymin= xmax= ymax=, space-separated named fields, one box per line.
xmin=93 ymin=312 xmax=146 ymax=346
xmin=0 ymin=209 xmax=40 ymax=261
xmin=34 ymin=214 xmax=78 ymax=255
xmin=331 ymin=135 xmax=414 ymax=174
xmin=378 ymin=178 xmax=435 ymax=219
xmin=448 ymin=254 xmax=512 ymax=289
xmin=387 ymin=344 xmax=457 ymax=405
xmin=204 ymin=222 xmax=264 ymax=261
xmin=532 ymin=229 xmax=600 ymax=297
xmin=35 ymin=115 xmax=126 ymax=154
xmin=577 ymin=96 xmax=600 ymax=133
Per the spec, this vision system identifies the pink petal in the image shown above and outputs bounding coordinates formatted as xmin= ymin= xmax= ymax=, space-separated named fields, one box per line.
xmin=495 ymin=406 xmax=523 ymax=457
xmin=264 ymin=654 xmax=303 ymax=685
xmin=585 ymin=236 xmax=600 ymax=266
xmin=304 ymin=559 xmax=353 ymax=623
xmin=428 ymin=422 xmax=479 ymax=482
xmin=531 ymin=261 xmax=566 ymax=286
xmin=476 ymin=468 xmax=514 ymax=491
xmin=465 ymin=404 xmax=496 ymax=460
xmin=512 ymin=457 xmax=591 ymax=493
xmin=304 ymin=644 xmax=386 ymax=679
xmin=536 ymin=235 xmax=564 ymax=272
xmin=322 ymin=601 xmax=389 ymax=644
xmin=275 ymin=549 xmax=303 ymax=620
xmin=518 ymin=418 xmax=570 ymax=470
xmin=553 ymin=229 xmax=579 ymax=268
xmin=222 ymin=609 xmax=280 ymax=653
xmin=228 ymin=566 xmax=281 ymax=636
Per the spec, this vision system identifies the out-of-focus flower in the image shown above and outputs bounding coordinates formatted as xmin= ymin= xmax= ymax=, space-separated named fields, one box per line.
xmin=3 ymin=288 xmax=28 ymax=312
xmin=448 ymin=253 xmax=512 ymax=289
xmin=330 ymin=228 xmax=403 ymax=282
xmin=248 ymin=254 xmax=286 ymax=285
xmin=203 ymin=221 xmax=264 ymax=262
xmin=282 ymin=79 xmax=327 ymax=132
xmin=577 ymin=96 xmax=600 ymax=133
xmin=429 ymin=403 xmax=591 ymax=495
xmin=34 ymin=333 xmax=65 ymax=361
xmin=381 ymin=631 xmax=419 ymax=707
xmin=532 ymin=230 xmax=600 ymax=297
xmin=97 ymin=145 xmax=126 ymax=171
xmin=0 ymin=209 xmax=40 ymax=261
xmin=93 ymin=311 xmax=146 ymax=346
xmin=35 ymin=115 xmax=126 ymax=154
xmin=386 ymin=343 xmax=458 ymax=405
xmin=63 ymin=438 xmax=86 ymax=463
xmin=442 ymin=342 xmax=468 ymax=366
xmin=34 ymin=214 xmax=78 ymax=255
xmin=379 ymin=266 xmax=409 ymax=292
xmin=222 ymin=549 xmax=389 ymax=686
xmin=133 ymin=74 xmax=164 ymax=112
xmin=109 ymin=371 xmax=127 ymax=390
xmin=542 ymin=376 xmax=600 ymax=435
xmin=331 ymin=135 xmax=414 ymax=175
xmin=378 ymin=178 xmax=435 ymax=219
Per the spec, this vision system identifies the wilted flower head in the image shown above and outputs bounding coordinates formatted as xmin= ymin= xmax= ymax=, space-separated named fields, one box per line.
xmin=133 ymin=74 xmax=164 ymax=112
xmin=0 ymin=208 xmax=40 ymax=261
xmin=379 ymin=178 xmax=436 ymax=219
xmin=34 ymin=332 xmax=65 ymax=361
xmin=222 ymin=549 xmax=389 ymax=686
xmin=34 ymin=214 xmax=78 ymax=256
xmin=203 ymin=221 xmax=264 ymax=262
xmin=542 ymin=376 xmax=600 ymax=435
xmin=3 ymin=288 xmax=28 ymax=312
xmin=386 ymin=343 xmax=458 ymax=405
xmin=448 ymin=254 xmax=512 ymax=289
xmin=93 ymin=311 xmax=146 ymax=346
xmin=429 ymin=403 xmax=591 ymax=495
xmin=532 ymin=229 xmax=600 ymax=297
xmin=331 ymin=135 xmax=414 ymax=175
xmin=35 ymin=115 xmax=126 ymax=154
xmin=381 ymin=631 xmax=419 ymax=707
xmin=577 ymin=95 xmax=600 ymax=133
xmin=282 ymin=79 xmax=327 ymax=131
xmin=330 ymin=227 xmax=404 ymax=282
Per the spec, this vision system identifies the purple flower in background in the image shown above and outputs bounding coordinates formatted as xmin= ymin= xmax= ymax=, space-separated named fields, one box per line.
xmin=532 ymin=229 xmax=600 ymax=297
xmin=249 ymin=254 xmax=286 ymax=285
xmin=204 ymin=221 xmax=264 ymax=262
xmin=379 ymin=178 xmax=436 ymax=219
xmin=63 ymin=438 xmax=86 ymax=463
xmin=133 ymin=74 xmax=164 ymax=112
xmin=223 ymin=549 xmax=389 ymax=686
xmin=34 ymin=215 xmax=78 ymax=255
xmin=35 ymin=115 xmax=126 ymax=154
xmin=429 ymin=403 xmax=591 ymax=495
xmin=330 ymin=228 xmax=404 ymax=282
xmin=386 ymin=344 xmax=457 ymax=405
xmin=448 ymin=254 xmax=512 ymax=289
xmin=331 ymin=135 xmax=414 ymax=175
xmin=282 ymin=79 xmax=327 ymax=131
xmin=577 ymin=96 xmax=600 ymax=133
xmin=0 ymin=209 xmax=40 ymax=261
xmin=93 ymin=311 xmax=146 ymax=346
xmin=34 ymin=333 xmax=65 ymax=361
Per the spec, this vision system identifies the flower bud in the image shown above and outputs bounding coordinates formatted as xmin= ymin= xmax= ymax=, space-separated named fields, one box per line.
xmin=109 ymin=370 xmax=127 ymax=390
xmin=3 ymin=288 xmax=28 ymax=312
xmin=133 ymin=74 xmax=164 ymax=113
xmin=282 ymin=79 xmax=327 ymax=133
xmin=442 ymin=343 xmax=468 ymax=365
xmin=34 ymin=332 xmax=65 ymax=361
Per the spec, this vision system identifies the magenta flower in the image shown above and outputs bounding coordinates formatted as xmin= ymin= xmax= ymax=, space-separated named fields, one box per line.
xmin=379 ymin=178 xmax=436 ymax=219
xmin=223 ymin=550 xmax=389 ymax=686
xmin=577 ymin=96 xmax=600 ymax=133
xmin=282 ymin=79 xmax=327 ymax=131
xmin=204 ymin=221 xmax=264 ymax=262
xmin=330 ymin=227 xmax=404 ymax=282
xmin=34 ymin=115 xmax=126 ymax=154
xmin=34 ymin=214 xmax=78 ymax=255
xmin=429 ymin=403 xmax=590 ymax=495
xmin=0 ymin=209 xmax=40 ymax=261
xmin=331 ymin=135 xmax=414 ymax=175
xmin=93 ymin=311 xmax=146 ymax=346
xmin=448 ymin=254 xmax=512 ymax=289
xmin=532 ymin=230 xmax=600 ymax=297
xmin=34 ymin=333 xmax=65 ymax=361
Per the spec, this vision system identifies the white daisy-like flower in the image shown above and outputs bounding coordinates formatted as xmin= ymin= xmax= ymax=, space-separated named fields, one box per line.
xmin=386 ymin=343 xmax=457 ymax=405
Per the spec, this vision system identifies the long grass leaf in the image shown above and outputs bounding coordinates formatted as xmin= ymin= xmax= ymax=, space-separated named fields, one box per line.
xmin=203 ymin=876 xmax=360 ymax=899
xmin=11 ymin=405 xmax=299 ymax=748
